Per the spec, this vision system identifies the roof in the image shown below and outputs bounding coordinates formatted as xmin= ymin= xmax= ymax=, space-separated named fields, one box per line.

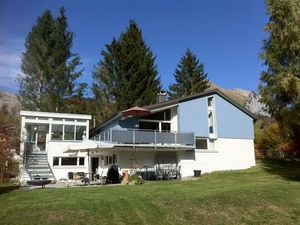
xmin=143 ymin=89 xmax=257 ymax=119
xmin=90 ymin=89 xmax=257 ymax=135
xmin=20 ymin=111 xmax=91 ymax=120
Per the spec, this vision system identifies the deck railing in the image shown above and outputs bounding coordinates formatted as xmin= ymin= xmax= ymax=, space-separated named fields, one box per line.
xmin=91 ymin=129 xmax=194 ymax=148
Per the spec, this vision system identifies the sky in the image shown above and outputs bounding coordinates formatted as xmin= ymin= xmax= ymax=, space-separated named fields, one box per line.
xmin=0 ymin=0 xmax=268 ymax=95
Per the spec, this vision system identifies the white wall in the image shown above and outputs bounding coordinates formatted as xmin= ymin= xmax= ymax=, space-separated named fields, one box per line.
xmin=177 ymin=138 xmax=256 ymax=177
xmin=47 ymin=141 xmax=89 ymax=180
xmin=47 ymin=138 xmax=255 ymax=180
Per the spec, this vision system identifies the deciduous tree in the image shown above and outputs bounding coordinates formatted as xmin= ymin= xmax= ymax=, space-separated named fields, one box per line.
xmin=259 ymin=0 xmax=300 ymax=155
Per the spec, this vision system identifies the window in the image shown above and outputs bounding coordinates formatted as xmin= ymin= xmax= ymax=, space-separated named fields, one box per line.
xmin=161 ymin=123 xmax=171 ymax=132
xmin=53 ymin=157 xmax=59 ymax=166
xmin=208 ymin=97 xmax=213 ymax=107
xmin=207 ymin=96 xmax=215 ymax=136
xmin=195 ymin=138 xmax=208 ymax=150
xmin=139 ymin=121 xmax=159 ymax=130
xmin=208 ymin=112 xmax=214 ymax=134
xmin=53 ymin=157 xmax=85 ymax=166
xmin=52 ymin=125 xmax=63 ymax=140
xmin=76 ymin=126 xmax=86 ymax=140
xmin=79 ymin=157 xmax=85 ymax=166
xmin=64 ymin=125 xmax=75 ymax=140
xmin=140 ymin=109 xmax=171 ymax=121
xmin=104 ymin=154 xmax=118 ymax=166
xmin=61 ymin=157 xmax=77 ymax=166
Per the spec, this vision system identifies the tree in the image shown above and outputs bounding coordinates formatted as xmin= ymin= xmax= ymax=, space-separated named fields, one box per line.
xmin=168 ymin=48 xmax=209 ymax=99
xmin=93 ymin=20 xmax=161 ymax=119
xmin=0 ymin=105 xmax=19 ymax=183
xmin=18 ymin=7 xmax=83 ymax=112
xmin=259 ymin=0 xmax=300 ymax=155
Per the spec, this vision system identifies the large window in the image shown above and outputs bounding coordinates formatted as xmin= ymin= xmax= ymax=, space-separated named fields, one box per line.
xmin=195 ymin=138 xmax=215 ymax=151
xmin=76 ymin=126 xmax=86 ymax=140
xmin=52 ymin=125 xmax=63 ymax=140
xmin=53 ymin=157 xmax=85 ymax=166
xmin=61 ymin=157 xmax=77 ymax=166
xmin=195 ymin=138 xmax=208 ymax=150
xmin=104 ymin=154 xmax=118 ymax=166
xmin=139 ymin=121 xmax=159 ymax=130
xmin=64 ymin=125 xmax=75 ymax=140
xmin=140 ymin=109 xmax=171 ymax=121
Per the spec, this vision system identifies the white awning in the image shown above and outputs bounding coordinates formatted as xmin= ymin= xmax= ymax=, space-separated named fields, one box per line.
xmin=64 ymin=140 xmax=114 ymax=153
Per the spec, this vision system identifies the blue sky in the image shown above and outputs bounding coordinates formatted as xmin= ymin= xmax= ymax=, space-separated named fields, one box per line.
xmin=0 ymin=0 xmax=268 ymax=95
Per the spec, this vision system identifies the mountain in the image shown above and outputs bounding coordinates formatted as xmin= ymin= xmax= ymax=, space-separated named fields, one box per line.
xmin=208 ymin=82 xmax=270 ymax=117
xmin=0 ymin=91 xmax=20 ymax=115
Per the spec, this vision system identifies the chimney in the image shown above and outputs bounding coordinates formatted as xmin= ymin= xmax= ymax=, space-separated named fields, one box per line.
xmin=157 ymin=90 xmax=167 ymax=103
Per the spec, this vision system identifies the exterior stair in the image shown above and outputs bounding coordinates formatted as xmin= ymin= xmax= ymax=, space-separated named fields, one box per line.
xmin=25 ymin=153 xmax=55 ymax=181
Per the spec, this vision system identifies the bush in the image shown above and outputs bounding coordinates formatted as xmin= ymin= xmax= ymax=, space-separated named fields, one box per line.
xmin=128 ymin=174 xmax=144 ymax=185
xmin=255 ymin=120 xmax=298 ymax=159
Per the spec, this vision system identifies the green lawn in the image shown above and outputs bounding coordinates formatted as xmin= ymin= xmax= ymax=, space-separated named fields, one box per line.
xmin=0 ymin=160 xmax=299 ymax=225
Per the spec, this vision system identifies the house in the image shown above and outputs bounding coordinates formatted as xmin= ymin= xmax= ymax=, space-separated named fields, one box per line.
xmin=19 ymin=89 xmax=256 ymax=182
xmin=19 ymin=111 xmax=91 ymax=181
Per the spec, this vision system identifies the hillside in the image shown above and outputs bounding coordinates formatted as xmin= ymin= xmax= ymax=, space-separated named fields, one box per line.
xmin=0 ymin=91 xmax=20 ymax=115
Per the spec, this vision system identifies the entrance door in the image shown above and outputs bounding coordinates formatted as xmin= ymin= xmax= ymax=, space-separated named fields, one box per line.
xmin=91 ymin=157 xmax=99 ymax=180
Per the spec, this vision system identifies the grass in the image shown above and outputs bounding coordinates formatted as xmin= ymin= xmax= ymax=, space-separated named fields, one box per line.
xmin=0 ymin=160 xmax=299 ymax=225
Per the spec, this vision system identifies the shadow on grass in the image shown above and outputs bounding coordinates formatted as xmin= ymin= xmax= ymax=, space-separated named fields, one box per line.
xmin=260 ymin=159 xmax=300 ymax=181
xmin=0 ymin=185 xmax=20 ymax=195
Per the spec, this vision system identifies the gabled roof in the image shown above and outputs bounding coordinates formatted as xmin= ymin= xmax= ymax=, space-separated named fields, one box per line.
xmin=143 ymin=89 xmax=257 ymax=119
xmin=89 ymin=89 xmax=257 ymax=136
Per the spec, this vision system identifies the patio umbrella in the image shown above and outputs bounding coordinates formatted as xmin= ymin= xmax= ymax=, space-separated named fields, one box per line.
xmin=64 ymin=140 xmax=114 ymax=179
xmin=64 ymin=140 xmax=114 ymax=153
xmin=121 ymin=106 xmax=151 ymax=117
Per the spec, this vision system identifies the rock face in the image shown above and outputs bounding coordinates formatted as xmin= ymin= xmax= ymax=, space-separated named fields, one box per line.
xmin=245 ymin=91 xmax=270 ymax=117
xmin=0 ymin=91 xmax=20 ymax=115
xmin=208 ymin=83 xmax=270 ymax=117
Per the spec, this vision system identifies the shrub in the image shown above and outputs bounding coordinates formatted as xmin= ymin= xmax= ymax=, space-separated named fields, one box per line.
xmin=128 ymin=174 xmax=144 ymax=185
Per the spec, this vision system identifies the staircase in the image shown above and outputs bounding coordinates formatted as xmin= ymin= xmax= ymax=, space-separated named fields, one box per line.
xmin=24 ymin=153 xmax=55 ymax=181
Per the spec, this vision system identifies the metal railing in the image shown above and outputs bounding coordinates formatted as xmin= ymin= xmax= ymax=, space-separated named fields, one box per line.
xmin=91 ymin=129 xmax=194 ymax=148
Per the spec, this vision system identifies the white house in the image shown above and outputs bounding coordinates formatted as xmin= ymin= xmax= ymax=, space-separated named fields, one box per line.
xmin=19 ymin=89 xmax=256 ymax=182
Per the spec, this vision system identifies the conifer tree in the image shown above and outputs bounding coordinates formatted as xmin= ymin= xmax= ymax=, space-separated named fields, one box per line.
xmin=93 ymin=20 xmax=161 ymax=117
xmin=18 ymin=7 xmax=82 ymax=112
xmin=168 ymin=48 xmax=209 ymax=99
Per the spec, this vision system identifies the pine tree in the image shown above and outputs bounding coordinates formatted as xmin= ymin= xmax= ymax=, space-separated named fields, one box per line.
xmin=259 ymin=0 xmax=300 ymax=153
xmin=93 ymin=20 xmax=161 ymax=116
xmin=18 ymin=7 xmax=83 ymax=112
xmin=168 ymin=48 xmax=209 ymax=99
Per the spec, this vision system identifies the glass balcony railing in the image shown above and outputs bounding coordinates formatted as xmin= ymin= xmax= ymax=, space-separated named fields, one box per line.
xmin=91 ymin=129 xmax=195 ymax=148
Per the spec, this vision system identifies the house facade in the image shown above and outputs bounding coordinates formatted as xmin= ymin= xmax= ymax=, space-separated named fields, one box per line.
xmin=19 ymin=89 xmax=256 ymax=182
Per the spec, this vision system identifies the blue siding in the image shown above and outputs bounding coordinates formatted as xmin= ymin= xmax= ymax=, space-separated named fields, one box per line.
xmin=215 ymin=95 xmax=254 ymax=139
xmin=178 ymin=97 xmax=209 ymax=136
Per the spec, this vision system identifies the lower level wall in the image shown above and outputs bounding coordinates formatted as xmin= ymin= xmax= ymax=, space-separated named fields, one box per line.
xmin=46 ymin=138 xmax=255 ymax=180
xmin=177 ymin=138 xmax=256 ymax=177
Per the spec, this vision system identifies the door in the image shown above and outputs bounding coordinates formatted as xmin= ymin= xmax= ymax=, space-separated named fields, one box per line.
xmin=91 ymin=157 xmax=99 ymax=179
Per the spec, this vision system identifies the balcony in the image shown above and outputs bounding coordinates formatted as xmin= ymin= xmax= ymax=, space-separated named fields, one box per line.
xmin=91 ymin=129 xmax=195 ymax=150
